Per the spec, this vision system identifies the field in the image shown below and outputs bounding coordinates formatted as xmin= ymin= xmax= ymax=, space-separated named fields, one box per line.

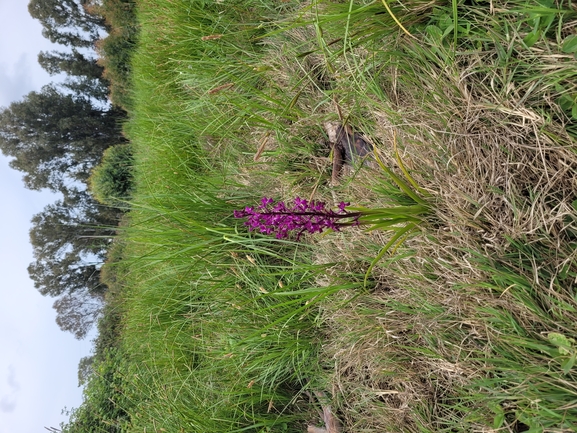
xmin=85 ymin=0 xmax=577 ymax=432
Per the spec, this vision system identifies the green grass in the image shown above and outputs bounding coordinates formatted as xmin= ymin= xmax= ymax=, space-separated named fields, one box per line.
xmin=66 ymin=0 xmax=577 ymax=432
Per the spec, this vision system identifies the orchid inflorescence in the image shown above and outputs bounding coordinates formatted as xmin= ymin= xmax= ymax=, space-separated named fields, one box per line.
xmin=234 ymin=197 xmax=361 ymax=239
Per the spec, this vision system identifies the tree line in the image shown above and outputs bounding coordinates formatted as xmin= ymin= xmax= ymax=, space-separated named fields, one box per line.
xmin=0 ymin=0 xmax=137 ymax=339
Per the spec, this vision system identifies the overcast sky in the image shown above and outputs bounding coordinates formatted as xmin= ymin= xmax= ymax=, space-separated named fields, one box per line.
xmin=0 ymin=1 xmax=94 ymax=431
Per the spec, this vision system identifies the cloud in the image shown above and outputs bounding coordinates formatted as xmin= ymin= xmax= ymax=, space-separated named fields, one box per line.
xmin=0 ymin=396 xmax=16 ymax=413
xmin=0 ymin=54 xmax=34 ymax=107
xmin=0 ymin=365 xmax=19 ymax=413
xmin=6 ymin=366 xmax=19 ymax=391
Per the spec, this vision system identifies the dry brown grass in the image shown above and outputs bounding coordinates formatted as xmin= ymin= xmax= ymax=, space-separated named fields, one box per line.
xmin=284 ymin=17 xmax=577 ymax=429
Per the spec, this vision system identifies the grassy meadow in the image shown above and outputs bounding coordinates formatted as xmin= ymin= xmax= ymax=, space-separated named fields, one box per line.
xmin=94 ymin=0 xmax=577 ymax=432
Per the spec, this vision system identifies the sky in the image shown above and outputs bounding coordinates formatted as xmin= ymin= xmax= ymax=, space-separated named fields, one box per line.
xmin=0 ymin=1 xmax=94 ymax=431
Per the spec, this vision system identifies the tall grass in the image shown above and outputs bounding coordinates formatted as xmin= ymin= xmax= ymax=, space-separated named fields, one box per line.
xmin=69 ymin=0 xmax=577 ymax=432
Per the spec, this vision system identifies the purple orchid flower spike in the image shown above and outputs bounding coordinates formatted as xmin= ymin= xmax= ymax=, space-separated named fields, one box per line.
xmin=234 ymin=197 xmax=360 ymax=240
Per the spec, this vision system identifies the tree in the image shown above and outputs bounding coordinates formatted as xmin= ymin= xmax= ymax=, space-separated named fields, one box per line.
xmin=37 ymin=49 xmax=110 ymax=101
xmin=38 ymin=49 xmax=104 ymax=79
xmin=28 ymin=189 xmax=119 ymax=299
xmin=28 ymin=189 xmax=120 ymax=338
xmin=0 ymin=85 xmax=125 ymax=192
xmin=54 ymin=288 xmax=102 ymax=339
xmin=28 ymin=0 xmax=105 ymax=48
xmin=60 ymin=76 xmax=110 ymax=102
xmin=77 ymin=356 xmax=95 ymax=386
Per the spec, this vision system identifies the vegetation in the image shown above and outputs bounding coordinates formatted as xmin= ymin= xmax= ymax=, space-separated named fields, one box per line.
xmin=0 ymin=0 xmax=138 ymax=340
xmin=28 ymin=189 xmax=119 ymax=338
xmin=0 ymin=85 xmax=124 ymax=192
xmin=89 ymin=143 xmax=135 ymax=207
xmin=2 ymin=0 xmax=577 ymax=431
xmin=91 ymin=0 xmax=139 ymax=109
xmin=64 ymin=0 xmax=575 ymax=431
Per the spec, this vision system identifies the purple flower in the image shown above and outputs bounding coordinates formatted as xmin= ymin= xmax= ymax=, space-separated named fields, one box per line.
xmin=234 ymin=197 xmax=361 ymax=240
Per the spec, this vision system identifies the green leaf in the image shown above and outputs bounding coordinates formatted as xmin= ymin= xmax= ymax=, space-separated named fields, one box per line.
xmin=540 ymin=12 xmax=555 ymax=30
xmin=562 ymin=35 xmax=577 ymax=53
xmin=442 ymin=24 xmax=455 ymax=39
xmin=559 ymin=262 xmax=571 ymax=280
xmin=490 ymin=403 xmax=505 ymax=429
xmin=425 ymin=25 xmax=443 ymax=44
xmin=572 ymin=103 xmax=577 ymax=120
xmin=458 ymin=23 xmax=470 ymax=37
xmin=438 ymin=14 xmax=453 ymax=32
xmin=548 ymin=332 xmax=574 ymax=355
xmin=558 ymin=94 xmax=575 ymax=111
xmin=561 ymin=353 xmax=576 ymax=374
xmin=488 ymin=401 xmax=505 ymax=429
xmin=493 ymin=412 xmax=505 ymax=429
xmin=523 ymin=31 xmax=540 ymax=47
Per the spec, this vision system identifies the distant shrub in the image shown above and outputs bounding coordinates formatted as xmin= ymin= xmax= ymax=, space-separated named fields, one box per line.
xmin=92 ymin=293 xmax=124 ymax=360
xmin=89 ymin=144 xmax=134 ymax=207
xmin=89 ymin=0 xmax=138 ymax=109
xmin=100 ymin=238 xmax=126 ymax=290
xmin=100 ymin=212 xmax=129 ymax=281
xmin=96 ymin=30 xmax=136 ymax=109
xmin=61 ymin=349 xmax=132 ymax=433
